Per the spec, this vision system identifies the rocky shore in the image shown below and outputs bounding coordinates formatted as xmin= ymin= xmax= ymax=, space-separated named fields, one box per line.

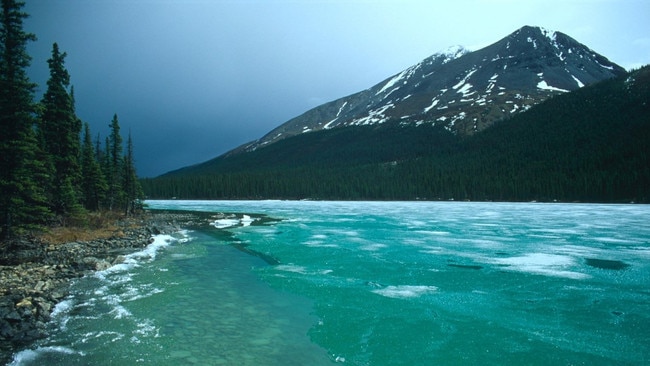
xmin=0 ymin=211 xmax=202 ymax=364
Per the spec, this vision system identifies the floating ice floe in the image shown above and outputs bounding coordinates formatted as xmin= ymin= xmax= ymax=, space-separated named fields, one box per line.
xmin=372 ymin=285 xmax=438 ymax=299
xmin=211 ymin=214 xmax=257 ymax=229
xmin=491 ymin=252 xmax=589 ymax=279
xmin=240 ymin=214 xmax=255 ymax=226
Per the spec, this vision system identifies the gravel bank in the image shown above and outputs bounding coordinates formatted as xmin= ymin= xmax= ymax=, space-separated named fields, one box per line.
xmin=0 ymin=211 xmax=203 ymax=364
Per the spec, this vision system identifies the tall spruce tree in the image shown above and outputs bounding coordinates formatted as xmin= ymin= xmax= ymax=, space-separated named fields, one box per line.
xmin=0 ymin=0 xmax=51 ymax=238
xmin=80 ymin=122 xmax=107 ymax=211
xmin=123 ymin=131 xmax=143 ymax=215
xmin=106 ymin=114 xmax=123 ymax=210
xmin=40 ymin=42 xmax=84 ymax=219
xmin=94 ymin=132 xmax=103 ymax=163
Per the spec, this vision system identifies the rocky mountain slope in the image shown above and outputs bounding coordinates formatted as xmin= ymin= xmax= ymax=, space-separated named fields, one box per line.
xmin=233 ymin=25 xmax=625 ymax=154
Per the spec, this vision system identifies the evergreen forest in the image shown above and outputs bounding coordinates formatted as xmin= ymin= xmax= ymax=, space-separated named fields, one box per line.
xmin=142 ymin=66 xmax=650 ymax=203
xmin=0 ymin=0 xmax=143 ymax=239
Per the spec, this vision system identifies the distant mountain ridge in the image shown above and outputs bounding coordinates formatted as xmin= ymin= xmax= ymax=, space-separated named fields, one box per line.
xmin=232 ymin=25 xmax=625 ymax=154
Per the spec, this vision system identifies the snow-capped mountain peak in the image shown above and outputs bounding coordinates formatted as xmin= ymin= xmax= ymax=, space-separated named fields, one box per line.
xmin=436 ymin=45 xmax=470 ymax=63
xmin=236 ymin=26 xmax=625 ymax=153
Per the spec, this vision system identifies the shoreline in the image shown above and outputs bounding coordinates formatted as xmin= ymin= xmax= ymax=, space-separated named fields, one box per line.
xmin=0 ymin=211 xmax=203 ymax=364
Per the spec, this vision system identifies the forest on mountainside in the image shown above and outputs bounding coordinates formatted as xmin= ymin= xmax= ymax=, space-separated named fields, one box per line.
xmin=141 ymin=66 xmax=650 ymax=203
xmin=0 ymin=1 xmax=143 ymax=239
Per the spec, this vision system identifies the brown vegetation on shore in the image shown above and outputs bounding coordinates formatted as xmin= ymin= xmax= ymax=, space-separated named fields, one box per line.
xmin=38 ymin=211 xmax=140 ymax=245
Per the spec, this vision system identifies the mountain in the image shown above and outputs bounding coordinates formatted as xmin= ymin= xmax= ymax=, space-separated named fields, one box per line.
xmin=232 ymin=25 xmax=625 ymax=154
xmin=143 ymin=65 xmax=650 ymax=202
xmin=142 ymin=27 xmax=649 ymax=202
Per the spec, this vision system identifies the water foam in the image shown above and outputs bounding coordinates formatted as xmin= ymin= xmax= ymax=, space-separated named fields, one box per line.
xmin=92 ymin=234 xmax=178 ymax=283
xmin=108 ymin=304 xmax=132 ymax=319
xmin=49 ymin=299 xmax=74 ymax=318
xmin=128 ymin=234 xmax=177 ymax=262
xmin=21 ymin=232 xmax=188 ymax=364
xmin=9 ymin=346 xmax=84 ymax=366
xmin=80 ymin=330 xmax=124 ymax=343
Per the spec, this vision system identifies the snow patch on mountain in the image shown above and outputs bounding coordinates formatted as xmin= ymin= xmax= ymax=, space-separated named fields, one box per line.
xmin=423 ymin=98 xmax=439 ymax=113
xmin=323 ymin=101 xmax=349 ymax=129
xmin=336 ymin=101 xmax=348 ymax=117
xmin=453 ymin=69 xmax=477 ymax=90
xmin=438 ymin=45 xmax=469 ymax=64
xmin=377 ymin=64 xmax=421 ymax=96
xmin=377 ymin=70 xmax=407 ymax=95
xmin=350 ymin=103 xmax=394 ymax=126
xmin=537 ymin=80 xmax=569 ymax=92
xmin=540 ymin=27 xmax=557 ymax=42
xmin=571 ymin=74 xmax=585 ymax=88
xmin=596 ymin=60 xmax=615 ymax=70
xmin=452 ymin=68 xmax=478 ymax=99
xmin=536 ymin=72 xmax=568 ymax=92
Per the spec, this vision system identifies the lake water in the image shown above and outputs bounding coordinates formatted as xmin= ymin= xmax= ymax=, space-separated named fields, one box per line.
xmin=10 ymin=200 xmax=650 ymax=365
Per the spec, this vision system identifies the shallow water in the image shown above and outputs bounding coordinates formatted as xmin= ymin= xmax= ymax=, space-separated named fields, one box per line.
xmin=10 ymin=201 xmax=650 ymax=365
xmin=10 ymin=231 xmax=332 ymax=365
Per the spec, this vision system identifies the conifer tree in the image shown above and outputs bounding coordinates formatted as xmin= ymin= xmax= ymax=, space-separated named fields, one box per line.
xmin=0 ymin=0 xmax=51 ymax=238
xmin=101 ymin=135 xmax=110 ymax=188
xmin=94 ymin=132 xmax=103 ymax=163
xmin=80 ymin=122 xmax=107 ymax=210
xmin=123 ymin=131 xmax=143 ymax=215
xmin=106 ymin=114 xmax=123 ymax=210
xmin=40 ymin=42 xmax=83 ymax=219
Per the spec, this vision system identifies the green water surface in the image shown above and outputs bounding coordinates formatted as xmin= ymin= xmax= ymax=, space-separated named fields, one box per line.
xmin=11 ymin=201 xmax=650 ymax=365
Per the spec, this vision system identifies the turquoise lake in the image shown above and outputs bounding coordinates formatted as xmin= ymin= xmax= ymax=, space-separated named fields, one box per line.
xmin=10 ymin=200 xmax=650 ymax=365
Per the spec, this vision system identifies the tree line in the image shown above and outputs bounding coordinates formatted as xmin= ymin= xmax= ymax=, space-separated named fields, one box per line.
xmin=0 ymin=0 xmax=143 ymax=239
